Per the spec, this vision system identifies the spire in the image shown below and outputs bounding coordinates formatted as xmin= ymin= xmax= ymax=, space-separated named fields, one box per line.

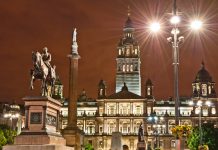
xmin=72 ymin=28 xmax=79 ymax=55
xmin=124 ymin=6 xmax=133 ymax=29
xmin=127 ymin=5 xmax=130 ymax=17
xmin=201 ymin=60 xmax=205 ymax=69
xmin=173 ymin=0 xmax=177 ymax=15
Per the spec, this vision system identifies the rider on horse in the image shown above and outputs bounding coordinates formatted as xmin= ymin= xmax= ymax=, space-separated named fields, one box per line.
xmin=42 ymin=47 xmax=52 ymax=75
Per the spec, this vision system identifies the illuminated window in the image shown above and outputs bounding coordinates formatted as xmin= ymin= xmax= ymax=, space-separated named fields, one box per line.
xmin=123 ymin=123 xmax=128 ymax=133
xmin=100 ymin=89 xmax=103 ymax=95
xmin=212 ymin=107 xmax=216 ymax=115
xmin=202 ymin=84 xmax=207 ymax=96
xmin=135 ymin=49 xmax=137 ymax=55
xmin=147 ymin=87 xmax=151 ymax=95
xmin=202 ymin=108 xmax=208 ymax=116
xmin=118 ymin=49 xmax=121 ymax=55
xmin=208 ymin=86 xmax=211 ymax=94
xmin=130 ymin=65 xmax=133 ymax=72
xmin=109 ymin=106 xmax=115 ymax=115
xmin=126 ymin=49 xmax=130 ymax=56
xmin=135 ymin=106 xmax=141 ymax=115
xmin=123 ymin=65 xmax=125 ymax=72
xmin=126 ymin=65 xmax=129 ymax=72
xmin=195 ymin=107 xmax=200 ymax=114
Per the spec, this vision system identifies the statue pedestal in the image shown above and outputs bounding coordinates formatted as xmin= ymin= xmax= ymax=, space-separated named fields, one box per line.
xmin=3 ymin=96 xmax=73 ymax=150
xmin=111 ymin=132 xmax=123 ymax=150
xmin=137 ymin=141 xmax=146 ymax=150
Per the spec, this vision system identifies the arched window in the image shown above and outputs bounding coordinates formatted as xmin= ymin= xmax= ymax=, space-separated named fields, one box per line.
xmin=126 ymin=65 xmax=129 ymax=72
xmin=135 ymin=49 xmax=138 ymax=55
xmin=118 ymin=49 xmax=121 ymax=55
xmin=208 ymin=86 xmax=211 ymax=94
xmin=130 ymin=65 xmax=133 ymax=72
xmin=202 ymin=84 xmax=207 ymax=96
xmin=212 ymin=107 xmax=216 ymax=115
xmin=126 ymin=49 xmax=130 ymax=56
xmin=100 ymin=89 xmax=103 ymax=96
xmin=147 ymin=87 xmax=151 ymax=96
xmin=123 ymin=65 xmax=125 ymax=72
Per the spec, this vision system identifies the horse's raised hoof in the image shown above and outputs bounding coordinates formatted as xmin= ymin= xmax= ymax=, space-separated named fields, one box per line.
xmin=30 ymin=86 xmax=34 ymax=90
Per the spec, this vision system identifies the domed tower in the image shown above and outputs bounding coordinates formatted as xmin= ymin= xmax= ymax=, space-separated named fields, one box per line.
xmin=115 ymin=8 xmax=141 ymax=95
xmin=192 ymin=62 xmax=216 ymax=98
xmin=145 ymin=78 xmax=153 ymax=99
xmin=98 ymin=79 xmax=106 ymax=99
xmin=52 ymin=76 xmax=64 ymax=100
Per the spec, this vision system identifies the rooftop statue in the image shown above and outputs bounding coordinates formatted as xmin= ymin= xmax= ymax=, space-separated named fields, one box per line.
xmin=30 ymin=48 xmax=56 ymax=96
xmin=73 ymin=28 xmax=77 ymax=42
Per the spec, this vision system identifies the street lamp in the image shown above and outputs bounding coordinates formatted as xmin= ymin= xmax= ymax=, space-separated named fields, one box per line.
xmin=149 ymin=0 xmax=203 ymax=126
xmin=189 ymin=100 xmax=211 ymax=146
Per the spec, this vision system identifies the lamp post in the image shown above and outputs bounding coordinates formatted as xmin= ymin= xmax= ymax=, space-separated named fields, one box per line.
xmin=148 ymin=112 xmax=159 ymax=149
xmin=189 ymin=100 xmax=211 ymax=146
xmin=149 ymin=0 xmax=203 ymax=126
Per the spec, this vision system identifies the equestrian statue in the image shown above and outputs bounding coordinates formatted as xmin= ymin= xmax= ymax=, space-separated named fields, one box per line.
xmin=30 ymin=47 xmax=56 ymax=96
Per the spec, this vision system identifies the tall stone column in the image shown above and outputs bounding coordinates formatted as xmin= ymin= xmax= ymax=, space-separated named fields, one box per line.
xmin=63 ymin=28 xmax=83 ymax=150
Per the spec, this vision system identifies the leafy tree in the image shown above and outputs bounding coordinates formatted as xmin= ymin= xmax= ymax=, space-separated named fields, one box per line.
xmin=0 ymin=124 xmax=17 ymax=149
xmin=0 ymin=129 xmax=7 ymax=150
xmin=187 ymin=123 xmax=218 ymax=150
xmin=85 ymin=143 xmax=94 ymax=150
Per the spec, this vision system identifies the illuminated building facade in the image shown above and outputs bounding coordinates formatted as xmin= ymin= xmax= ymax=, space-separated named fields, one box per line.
xmin=60 ymin=14 xmax=218 ymax=150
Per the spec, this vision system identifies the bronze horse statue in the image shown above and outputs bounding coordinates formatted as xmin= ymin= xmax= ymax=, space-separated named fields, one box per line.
xmin=30 ymin=51 xmax=56 ymax=96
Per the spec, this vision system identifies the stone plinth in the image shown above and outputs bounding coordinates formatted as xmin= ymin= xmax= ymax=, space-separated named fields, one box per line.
xmin=137 ymin=141 xmax=146 ymax=150
xmin=3 ymin=96 xmax=73 ymax=150
xmin=62 ymin=127 xmax=84 ymax=150
xmin=15 ymin=132 xmax=66 ymax=145
xmin=3 ymin=145 xmax=73 ymax=150
xmin=111 ymin=132 xmax=122 ymax=150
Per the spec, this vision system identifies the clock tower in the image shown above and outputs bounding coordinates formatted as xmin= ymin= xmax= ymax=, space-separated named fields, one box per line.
xmin=115 ymin=11 xmax=141 ymax=95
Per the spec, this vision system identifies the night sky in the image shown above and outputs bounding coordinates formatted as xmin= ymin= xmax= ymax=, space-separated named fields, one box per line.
xmin=1 ymin=0 xmax=218 ymax=104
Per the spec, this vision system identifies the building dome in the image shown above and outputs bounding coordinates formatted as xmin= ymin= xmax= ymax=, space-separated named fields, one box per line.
xmin=194 ymin=62 xmax=212 ymax=83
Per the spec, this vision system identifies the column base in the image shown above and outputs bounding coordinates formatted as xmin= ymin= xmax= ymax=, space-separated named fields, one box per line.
xmin=62 ymin=126 xmax=84 ymax=150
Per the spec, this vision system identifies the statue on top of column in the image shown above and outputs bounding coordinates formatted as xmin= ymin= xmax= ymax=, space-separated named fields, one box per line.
xmin=73 ymin=28 xmax=77 ymax=42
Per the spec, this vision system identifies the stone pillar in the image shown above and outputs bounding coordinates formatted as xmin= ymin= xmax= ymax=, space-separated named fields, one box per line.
xmin=25 ymin=106 xmax=30 ymax=130
xmin=130 ymin=102 xmax=133 ymax=114
xmin=56 ymin=110 xmax=60 ymax=132
xmin=63 ymin=29 xmax=84 ymax=150
xmin=67 ymin=55 xmax=80 ymax=128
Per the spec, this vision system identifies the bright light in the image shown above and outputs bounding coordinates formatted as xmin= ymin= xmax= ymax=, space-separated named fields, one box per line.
xmin=148 ymin=116 xmax=152 ymax=121
xmin=189 ymin=101 xmax=194 ymax=106
xmin=205 ymin=101 xmax=211 ymax=106
xmin=197 ymin=100 xmax=202 ymax=106
xmin=149 ymin=22 xmax=161 ymax=32
xmin=191 ymin=20 xmax=203 ymax=30
xmin=154 ymin=116 xmax=158 ymax=121
xmin=170 ymin=15 xmax=180 ymax=24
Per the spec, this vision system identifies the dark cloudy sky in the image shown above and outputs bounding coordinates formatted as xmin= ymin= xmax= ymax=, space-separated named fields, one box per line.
xmin=0 ymin=0 xmax=218 ymax=103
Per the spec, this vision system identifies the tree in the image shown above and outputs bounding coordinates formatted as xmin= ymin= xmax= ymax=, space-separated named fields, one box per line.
xmin=187 ymin=123 xmax=218 ymax=150
xmin=0 ymin=129 xmax=7 ymax=150
xmin=85 ymin=143 xmax=94 ymax=150
xmin=0 ymin=124 xmax=17 ymax=149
